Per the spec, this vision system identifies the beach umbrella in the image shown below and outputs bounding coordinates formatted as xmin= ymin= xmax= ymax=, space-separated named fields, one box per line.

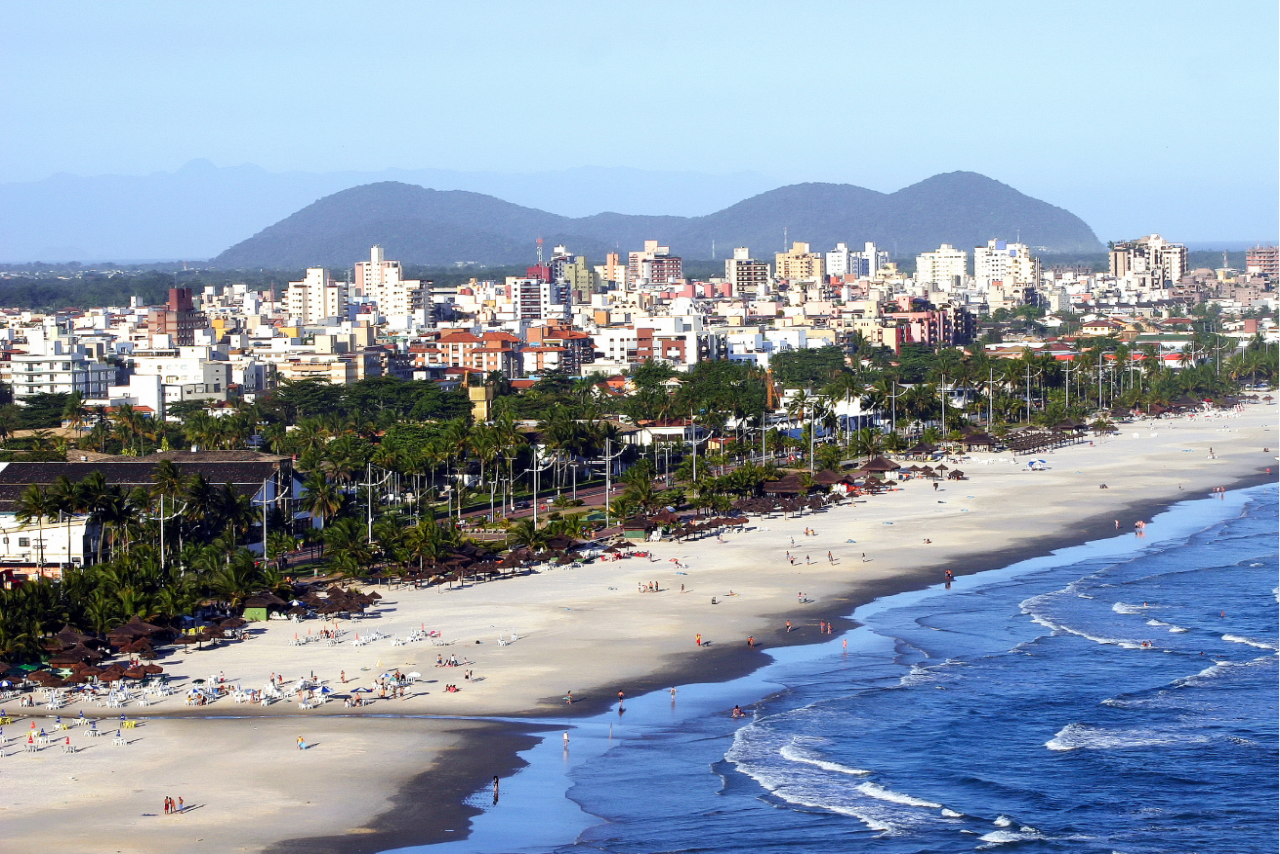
xmin=143 ymin=664 xmax=164 ymax=675
xmin=28 ymin=670 xmax=63 ymax=686
xmin=220 ymin=617 xmax=247 ymax=629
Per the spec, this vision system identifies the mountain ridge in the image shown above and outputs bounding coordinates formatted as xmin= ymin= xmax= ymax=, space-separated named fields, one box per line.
xmin=213 ymin=171 xmax=1103 ymax=269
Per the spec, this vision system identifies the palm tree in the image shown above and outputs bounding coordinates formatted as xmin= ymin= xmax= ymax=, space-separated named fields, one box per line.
xmin=504 ymin=517 xmax=547 ymax=551
xmin=322 ymin=517 xmax=374 ymax=579
xmin=299 ymin=471 xmax=342 ymax=529
xmin=62 ymin=392 xmax=88 ymax=440
xmin=14 ymin=484 xmax=57 ymax=569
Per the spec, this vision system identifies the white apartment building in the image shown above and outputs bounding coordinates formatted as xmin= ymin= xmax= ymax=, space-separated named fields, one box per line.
xmin=505 ymin=278 xmax=568 ymax=321
xmin=973 ymin=239 xmax=1038 ymax=290
xmin=9 ymin=334 xmax=116 ymax=403
xmin=915 ymin=244 xmax=969 ymax=290
xmin=1109 ymin=234 xmax=1188 ymax=286
xmin=826 ymin=242 xmax=886 ymax=279
xmin=286 ymin=268 xmax=349 ymax=325
xmin=355 ymin=245 xmax=425 ymax=320
xmin=129 ymin=345 xmax=232 ymax=406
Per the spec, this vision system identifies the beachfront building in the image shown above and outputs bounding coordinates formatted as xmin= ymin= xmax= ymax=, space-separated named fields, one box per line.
xmin=8 ymin=330 xmax=116 ymax=404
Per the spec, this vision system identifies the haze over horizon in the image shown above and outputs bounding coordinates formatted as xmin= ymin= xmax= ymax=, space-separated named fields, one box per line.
xmin=1 ymin=0 xmax=1276 ymax=260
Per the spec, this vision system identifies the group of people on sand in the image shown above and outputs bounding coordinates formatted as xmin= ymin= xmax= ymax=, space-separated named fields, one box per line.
xmin=162 ymin=795 xmax=185 ymax=815
xmin=638 ymin=581 xmax=661 ymax=592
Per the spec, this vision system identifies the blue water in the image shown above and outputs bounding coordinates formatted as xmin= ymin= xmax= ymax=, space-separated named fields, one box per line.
xmin=399 ymin=484 xmax=1278 ymax=854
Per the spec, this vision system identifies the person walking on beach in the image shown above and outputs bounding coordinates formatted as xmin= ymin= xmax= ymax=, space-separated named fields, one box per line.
xmin=566 ymin=690 xmax=573 ymax=705
xmin=786 ymin=620 xmax=792 ymax=633
xmin=696 ymin=633 xmax=702 ymax=647
xmin=177 ymin=797 xmax=184 ymax=813
xmin=297 ymin=735 xmax=306 ymax=751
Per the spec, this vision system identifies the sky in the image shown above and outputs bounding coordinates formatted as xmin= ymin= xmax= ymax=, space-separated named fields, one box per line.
xmin=1 ymin=0 xmax=1277 ymax=243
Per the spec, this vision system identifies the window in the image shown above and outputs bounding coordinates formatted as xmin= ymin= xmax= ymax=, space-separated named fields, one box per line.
xmin=18 ymin=537 xmax=29 ymax=548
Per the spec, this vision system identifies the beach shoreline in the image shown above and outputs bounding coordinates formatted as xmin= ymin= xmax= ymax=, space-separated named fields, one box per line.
xmin=4 ymin=403 xmax=1276 ymax=854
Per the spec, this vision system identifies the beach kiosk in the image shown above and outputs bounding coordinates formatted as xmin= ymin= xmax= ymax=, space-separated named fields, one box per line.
xmin=241 ymin=592 xmax=288 ymax=622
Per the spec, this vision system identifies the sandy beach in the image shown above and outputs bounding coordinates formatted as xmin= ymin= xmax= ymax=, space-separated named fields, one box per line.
xmin=3 ymin=400 xmax=1275 ymax=853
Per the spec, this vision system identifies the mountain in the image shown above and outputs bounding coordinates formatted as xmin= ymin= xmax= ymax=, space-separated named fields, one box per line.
xmin=0 ymin=161 xmax=777 ymax=263
xmin=212 ymin=172 xmax=1103 ymax=268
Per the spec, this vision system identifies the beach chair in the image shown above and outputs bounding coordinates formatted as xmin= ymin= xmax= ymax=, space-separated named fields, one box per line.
xmin=112 ymin=732 xmax=125 ymax=746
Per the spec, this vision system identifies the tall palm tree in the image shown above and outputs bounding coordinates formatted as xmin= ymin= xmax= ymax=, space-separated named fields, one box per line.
xmin=14 ymin=484 xmax=58 ymax=568
xmin=299 ymin=471 xmax=342 ymax=529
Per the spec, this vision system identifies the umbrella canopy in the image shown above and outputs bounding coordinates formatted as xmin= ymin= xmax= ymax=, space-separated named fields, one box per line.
xmin=115 ymin=616 xmax=165 ymax=638
xmin=860 ymin=456 xmax=901 ymax=472
xmin=28 ymin=670 xmax=65 ymax=687
xmin=219 ymin=617 xmax=248 ymax=629
xmin=142 ymin=664 xmax=164 ymax=675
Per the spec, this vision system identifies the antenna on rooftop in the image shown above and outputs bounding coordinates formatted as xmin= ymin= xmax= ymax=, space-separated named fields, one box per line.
xmin=712 ymin=239 xmax=716 ymax=260
xmin=537 ymin=237 xmax=544 ymax=267
xmin=784 ymin=226 xmax=788 ymax=251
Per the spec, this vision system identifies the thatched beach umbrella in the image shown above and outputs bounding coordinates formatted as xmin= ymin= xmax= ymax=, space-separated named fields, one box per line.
xmin=860 ymin=456 xmax=901 ymax=473
xmin=28 ymin=670 xmax=64 ymax=687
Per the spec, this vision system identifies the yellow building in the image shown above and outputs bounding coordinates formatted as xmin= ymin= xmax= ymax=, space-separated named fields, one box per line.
xmin=775 ymin=242 xmax=825 ymax=281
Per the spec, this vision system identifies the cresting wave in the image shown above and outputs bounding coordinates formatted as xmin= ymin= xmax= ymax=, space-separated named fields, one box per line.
xmin=1222 ymin=633 xmax=1279 ymax=650
xmin=856 ymin=780 xmax=942 ymax=809
xmin=1173 ymin=654 xmax=1276 ymax=688
xmin=1045 ymin=722 xmax=1212 ymax=751
xmin=777 ymin=743 xmax=870 ymax=776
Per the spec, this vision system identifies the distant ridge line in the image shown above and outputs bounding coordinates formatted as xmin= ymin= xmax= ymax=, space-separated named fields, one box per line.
xmin=212 ymin=171 xmax=1104 ymax=269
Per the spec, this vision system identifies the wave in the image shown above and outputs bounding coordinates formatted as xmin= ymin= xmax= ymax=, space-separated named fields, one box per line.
xmin=856 ymin=780 xmax=942 ymax=809
xmin=1222 ymin=634 xmax=1279 ymax=651
xmin=941 ymin=808 xmax=964 ymax=818
xmin=1045 ymin=722 xmax=1211 ymax=751
xmin=1112 ymin=602 xmax=1150 ymax=615
xmin=978 ymin=828 xmax=1044 ymax=846
xmin=993 ymin=815 xmax=1013 ymax=827
xmin=1027 ymin=612 xmax=1142 ymax=648
xmin=778 ymin=743 xmax=870 ymax=776
xmin=1168 ymin=626 xmax=1189 ymax=633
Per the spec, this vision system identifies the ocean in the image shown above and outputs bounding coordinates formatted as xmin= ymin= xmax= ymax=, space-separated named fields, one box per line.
xmin=399 ymin=483 xmax=1278 ymax=854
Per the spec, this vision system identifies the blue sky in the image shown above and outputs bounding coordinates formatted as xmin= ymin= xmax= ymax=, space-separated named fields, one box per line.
xmin=1 ymin=0 xmax=1276 ymax=241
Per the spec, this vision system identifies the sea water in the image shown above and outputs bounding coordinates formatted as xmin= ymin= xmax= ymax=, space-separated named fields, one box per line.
xmin=402 ymin=484 xmax=1278 ymax=854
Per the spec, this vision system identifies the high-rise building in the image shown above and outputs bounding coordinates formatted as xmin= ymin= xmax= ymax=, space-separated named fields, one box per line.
xmin=600 ymin=252 xmax=626 ymax=287
xmin=627 ymin=240 xmax=682 ymax=286
xmin=550 ymin=245 xmax=595 ymax=303
xmin=147 ymin=287 xmax=207 ymax=346
xmin=1245 ymin=245 xmax=1279 ymax=277
xmin=973 ymin=240 xmax=1039 ymax=290
xmin=507 ymin=277 xmax=569 ymax=320
xmin=915 ymin=245 xmax=968 ymax=289
xmin=1109 ymin=235 xmax=1188 ymax=285
xmin=354 ymin=246 xmax=424 ymax=319
xmin=724 ymin=247 xmax=771 ymax=297
xmin=826 ymin=242 xmax=888 ymax=279
xmin=775 ymin=242 xmax=824 ymax=281
xmin=826 ymin=243 xmax=855 ymax=277
xmin=286 ymin=268 xmax=349 ymax=324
